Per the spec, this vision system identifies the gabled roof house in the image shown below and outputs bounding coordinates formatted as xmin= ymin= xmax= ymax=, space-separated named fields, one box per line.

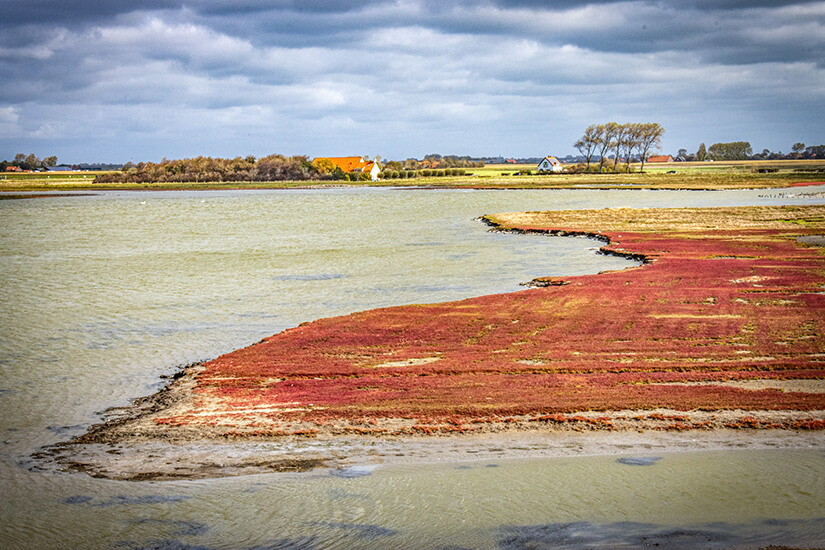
xmin=537 ymin=156 xmax=563 ymax=173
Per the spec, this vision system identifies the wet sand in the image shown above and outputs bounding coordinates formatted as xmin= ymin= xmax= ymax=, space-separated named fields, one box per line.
xmin=35 ymin=361 xmax=825 ymax=480
xmin=38 ymin=418 xmax=825 ymax=481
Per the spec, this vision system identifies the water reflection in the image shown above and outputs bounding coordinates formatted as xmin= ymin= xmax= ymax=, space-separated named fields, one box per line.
xmin=497 ymin=518 xmax=825 ymax=550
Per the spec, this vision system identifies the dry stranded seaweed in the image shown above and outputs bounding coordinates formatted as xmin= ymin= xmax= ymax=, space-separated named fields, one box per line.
xmin=136 ymin=206 xmax=825 ymax=437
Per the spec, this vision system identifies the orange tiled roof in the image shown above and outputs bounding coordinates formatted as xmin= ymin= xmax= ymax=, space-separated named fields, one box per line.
xmin=315 ymin=156 xmax=369 ymax=172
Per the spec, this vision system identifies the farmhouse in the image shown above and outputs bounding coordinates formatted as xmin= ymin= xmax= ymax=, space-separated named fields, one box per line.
xmin=537 ymin=156 xmax=563 ymax=173
xmin=314 ymin=156 xmax=381 ymax=181
xmin=647 ymin=155 xmax=674 ymax=163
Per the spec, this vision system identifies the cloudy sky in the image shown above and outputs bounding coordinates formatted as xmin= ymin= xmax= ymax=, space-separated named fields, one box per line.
xmin=1 ymin=0 xmax=823 ymax=163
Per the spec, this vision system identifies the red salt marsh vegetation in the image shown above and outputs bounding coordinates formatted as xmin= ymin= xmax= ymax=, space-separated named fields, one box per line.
xmin=91 ymin=205 xmax=825 ymax=442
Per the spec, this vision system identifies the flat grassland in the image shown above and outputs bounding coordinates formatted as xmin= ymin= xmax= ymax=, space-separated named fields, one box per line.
xmin=3 ymin=159 xmax=825 ymax=191
xmin=467 ymin=159 xmax=825 ymax=189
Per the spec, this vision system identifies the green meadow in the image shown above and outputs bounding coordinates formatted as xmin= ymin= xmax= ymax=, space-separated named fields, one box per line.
xmin=2 ymin=159 xmax=824 ymax=192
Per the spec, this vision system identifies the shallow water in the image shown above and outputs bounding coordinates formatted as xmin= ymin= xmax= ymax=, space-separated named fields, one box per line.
xmin=1 ymin=186 xmax=824 ymax=549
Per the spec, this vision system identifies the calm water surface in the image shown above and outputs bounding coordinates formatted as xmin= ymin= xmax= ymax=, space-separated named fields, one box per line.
xmin=1 ymin=186 xmax=824 ymax=549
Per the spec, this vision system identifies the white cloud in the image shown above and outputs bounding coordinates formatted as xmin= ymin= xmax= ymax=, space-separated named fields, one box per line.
xmin=1 ymin=0 xmax=823 ymax=161
xmin=0 ymin=106 xmax=22 ymax=137
xmin=0 ymin=44 xmax=56 ymax=60
xmin=0 ymin=106 xmax=20 ymax=124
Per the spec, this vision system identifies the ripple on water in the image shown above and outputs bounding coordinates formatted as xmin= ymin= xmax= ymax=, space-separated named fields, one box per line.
xmin=497 ymin=517 xmax=825 ymax=550
xmin=271 ymin=274 xmax=346 ymax=281
xmin=307 ymin=521 xmax=398 ymax=539
xmin=330 ymin=465 xmax=377 ymax=478
xmin=62 ymin=495 xmax=93 ymax=504
xmin=616 ymin=456 xmax=663 ymax=466
xmin=94 ymin=495 xmax=191 ymax=507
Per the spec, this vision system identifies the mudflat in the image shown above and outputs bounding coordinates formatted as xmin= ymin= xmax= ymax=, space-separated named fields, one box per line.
xmin=41 ymin=205 xmax=825 ymax=480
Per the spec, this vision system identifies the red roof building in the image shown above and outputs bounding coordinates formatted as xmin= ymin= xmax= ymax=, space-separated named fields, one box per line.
xmin=314 ymin=157 xmax=381 ymax=180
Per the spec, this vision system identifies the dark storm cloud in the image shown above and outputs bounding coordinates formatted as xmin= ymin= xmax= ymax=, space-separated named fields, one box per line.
xmin=683 ymin=0 xmax=822 ymax=8
xmin=0 ymin=0 xmax=180 ymax=26
xmin=0 ymin=0 xmax=822 ymax=161
xmin=194 ymin=0 xmax=825 ymax=67
xmin=380 ymin=1 xmax=825 ymax=66
xmin=486 ymin=0 xmax=822 ymax=8
xmin=195 ymin=0 xmax=388 ymax=15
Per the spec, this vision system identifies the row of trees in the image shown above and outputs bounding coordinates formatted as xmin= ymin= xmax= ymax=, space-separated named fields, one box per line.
xmin=673 ymin=141 xmax=751 ymax=162
xmin=93 ymin=154 xmax=484 ymax=184
xmin=1 ymin=153 xmax=58 ymax=171
xmin=379 ymin=168 xmax=469 ymax=179
xmin=707 ymin=141 xmax=752 ymax=161
xmin=94 ymin=155 xmax=367 ymax=184
xmin=574 ymin=122 xmax=665 ymax=173
xmin=676 ymin=142 xmax=824 ymax=162
xmin=382 ymin=154 xmax=483 ymax=172
xmin=753 ymin=143 xmax=825 ymax=160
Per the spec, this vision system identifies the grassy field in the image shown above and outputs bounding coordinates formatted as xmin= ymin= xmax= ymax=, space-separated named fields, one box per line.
xmin=2 ymin=160 xmax=824 ymax=192
xmin=480 ymin=159 xmax=825 ymax=174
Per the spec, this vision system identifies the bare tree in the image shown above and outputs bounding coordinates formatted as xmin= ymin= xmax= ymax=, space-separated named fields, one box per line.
xmin=574 ymin=124 xmax=600 ymax=171
xmin=611 ymin=123 xmax=643 ymax=173
xmin=622 ymin=123 xmax=644 ymax=173
xmin=575 ymin=122 xmax=665 ymax=173
xmin=596 ymin=122 xmax=619 ymax=172
xmin=636 ymin=122 xmax=665 ymax=172
xmin=611 ymin=123 xmax=628 ymax=172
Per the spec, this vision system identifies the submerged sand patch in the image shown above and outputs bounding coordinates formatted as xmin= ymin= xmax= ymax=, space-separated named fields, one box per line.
xmin=36 ymin=421 xmax=825 ymax=481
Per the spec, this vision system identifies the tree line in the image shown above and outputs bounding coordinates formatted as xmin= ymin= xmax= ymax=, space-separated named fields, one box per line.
xmin=94 ymin=155 xmax=347 ymax=183
xmin=91 ymin=153 xmax=484 ymax=184
xmin=380 ymin=154 xmax=483 ymax=172
xmin=676 ymin=142 xmax=825 ymax=162
xmin=574 ymin=122 xmax=665 ymax=173
xmin=1 ymin=153 xmax=58 ymax=171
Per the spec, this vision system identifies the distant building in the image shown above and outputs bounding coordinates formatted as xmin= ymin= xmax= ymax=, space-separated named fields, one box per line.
xmin=537 ymin=156 xmax=563 ymax=173
xmin=314 ymin=156 xmax=381 ymax=181
xmin=647 ymin=155 xmax=674 ymax=163
xmin=5 ymin=166 xmax=22 ymax=172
